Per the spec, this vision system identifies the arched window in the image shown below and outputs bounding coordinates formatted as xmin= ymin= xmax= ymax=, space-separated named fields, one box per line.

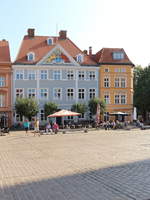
xmin=47 ymin=38 xmax=53 ymax=45
xmin=27 ymin=52 xmax=35 ymax=61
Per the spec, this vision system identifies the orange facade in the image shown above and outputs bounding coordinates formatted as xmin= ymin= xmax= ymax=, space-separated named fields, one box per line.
xmin=99 ymin=64 xmax=134 ymax=121
xmin=0 ymin=41 xmax=12 ymax=127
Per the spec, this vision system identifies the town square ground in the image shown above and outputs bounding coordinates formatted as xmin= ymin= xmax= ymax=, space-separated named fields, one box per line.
xmin=1 ymin=129 xmax=150 ymax=200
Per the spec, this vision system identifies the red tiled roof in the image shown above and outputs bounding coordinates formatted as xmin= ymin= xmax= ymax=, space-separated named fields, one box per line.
xmin=14 ymin=35 xmax=96 ymax=65
xmin=0 ymin=40 xmax=11 ymax=63
xmin=94 ymin=48 xmax=134 ymax=66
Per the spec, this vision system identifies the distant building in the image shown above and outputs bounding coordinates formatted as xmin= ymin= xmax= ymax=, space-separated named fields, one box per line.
xmin=12 ymin=29 xmax=99 ymax=124
xmin=0 ymin=40 xmax=12 ymax=127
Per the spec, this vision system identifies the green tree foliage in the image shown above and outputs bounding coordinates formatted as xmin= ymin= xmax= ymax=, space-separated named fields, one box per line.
xmin=15 ymin=98 xmax=39 ymax=120
xmin=71 ymin=103 xmax=87 ymax=114
xmin=134 ymin=65 xmax=150 ymax=121
xmin=88 ymin=97 xmax=106 ymax=116
xmin=44 ymin=102 xmax=58 ymax=118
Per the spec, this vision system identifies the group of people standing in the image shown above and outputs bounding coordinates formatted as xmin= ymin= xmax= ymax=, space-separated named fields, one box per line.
xmin=23 ymin=119 xmax=59 ymax=135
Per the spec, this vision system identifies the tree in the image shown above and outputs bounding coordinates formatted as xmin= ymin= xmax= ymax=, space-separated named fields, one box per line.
xmin=71 ymin=103 xmax=87 ymax=114
xmin=15 ymin=98 xmax=39 ymax=120
xmin=44 ymin=102 xmax=58 ymax=118
xmin=88 ymin=97 xmax=106 ymax=116
xmin=134 ymin=65 xmax=150 ymax=121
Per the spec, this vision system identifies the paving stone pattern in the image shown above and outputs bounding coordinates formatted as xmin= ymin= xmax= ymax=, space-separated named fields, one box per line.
xmin=1 ymin=129 xmax=150 ymax=199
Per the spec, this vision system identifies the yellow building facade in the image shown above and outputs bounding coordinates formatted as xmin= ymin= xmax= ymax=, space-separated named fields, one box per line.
xmin=95 ymin=48 xmax=134 ymax=121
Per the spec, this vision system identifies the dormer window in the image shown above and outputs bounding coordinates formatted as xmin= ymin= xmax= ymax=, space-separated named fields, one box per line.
xmin=47 ymin=38 xmax=53 ymax=45
xmin=27 ymin=52 xmax=35 ymax=61
xmin=76 ymin=54 xmax=84 ymax=63
xmin=113 ymin=52 xmax=124 ymax=60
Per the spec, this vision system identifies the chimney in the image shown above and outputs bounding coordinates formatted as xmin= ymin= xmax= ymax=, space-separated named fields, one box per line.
xmin=59 ymin=30 xmax=67 ymax=40
xmin=27 ymin=28 xmax=35 ymax=37
xmin=83 ymin=50 xmax=88 ymax=55
xmin=89 ymin=46 xmax=92 ymax=56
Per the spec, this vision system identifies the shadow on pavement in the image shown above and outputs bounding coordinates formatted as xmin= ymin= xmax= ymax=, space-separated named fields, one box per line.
xmin=1 ymin=158 xmax=150 ymax=200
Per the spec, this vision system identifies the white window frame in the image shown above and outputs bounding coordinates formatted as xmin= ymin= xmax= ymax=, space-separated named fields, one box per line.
xmin=0 ymin=94 xmax=5 ymax=107
xmin=89 ymin=88 xmax=96 ymax=99
xmin=104 ymin=94 xmax=110 ymax=104
xmin=53 ymin=70 xmax=61 ymax=80
xmin=78 ymin=88 xmax=85 ymax=100
xmin=121 ymin=77 xmax=126 ymax=88
xmin=28 ymin=70 xmax=36 ymax=80
xmin=40 ymin=70 xmax=48 ymax=80
xmin=66 ymin=88 xmax=74 ymax=100
xmin=88 ymin=71 xmax=96 ymax=80
xmin=115 ymin=77 xmax=120 ymax=88
xmin=114 ymin=93 xmax=127 ymax=104
xmin=67 ymin=70 xmax=74 ymax=80
xmin=15 ymin=88 xmax=24 ymax=98
xmin=16 ymin=70 xmax=24 ymax=80
xmin=53 ymin=88 xmax=62 ymax=100
xmin=78 ymin=71 xmax=85 ymax=80
xmin=113 ymin=52 xmax=124 ymax=60
xmin=27 ymin=52 xmax=35 ymax=61
xmin=40 ymin=88 xmax=48 ymax=99
xmin=0 ymin=76 xmax=5 ymax=87
xmin=104 ymin=77 xmax=110 ymax=88
xmin=28 ymin=88 xmax=36 ymax=98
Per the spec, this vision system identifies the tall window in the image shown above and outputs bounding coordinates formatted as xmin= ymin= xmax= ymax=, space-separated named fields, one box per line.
xmin=67 ymin=88 xmax=74 ymax=100
xmin=40 ymin=110 xmax=46 ymax=121
xmin=28 ymin=88 xmax=36 ymax=98
xmin=114 ymin=77 xmax=126 ymax=88
xmin=16 ymin=70 xmax=24 ymax=80
xmin=115 ymin=78 xmax=120 ymax=88
xmin=88 ymin=71 xmax=96 ymax=80
xmin=53 ymin=88 xmax=62 ymax=100
xmin=0 ymin=77 xmax=5 ymax=87
xmin=89 ymin=89 xmax=96 ymax=99
xmin=78 ymin=71 xmax=85 ymax=80
xmin=121 ymin=94 xmax=126 ymax=104
xmin=40 ymin=70 xmax=48 ymax=80
xmin=67 ymin=70 xmax=74 ymax=80
xmin=104 ymin=77 xmax=109 ymax=87
xmin=121 ymin=78 xmax=126 ymax=88
xmin=78 ymin=89 xmax=85 ymax=99
xmin=53 ymin=70 xmax=61 ymax=80
xmin=115 ymin=95 xmax=120 ymax=104
xmin=16 ymin=89 xmax=24 ymax=98
xmin=0 ymin=94 xmax=5 ymax=107
xmin=104 ymin=94 xmax=110 ymax=104
xmin=28 ymin=70 xmax=36 ymax=80
xmin=40 ymin=89 xmax=48 ymax=99
xmin=115 ymin=94 xmax=126 ymax=104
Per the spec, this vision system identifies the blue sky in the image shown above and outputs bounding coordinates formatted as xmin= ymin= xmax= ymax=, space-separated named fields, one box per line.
xmin=1 ymin=0 xmax=150 ymax=66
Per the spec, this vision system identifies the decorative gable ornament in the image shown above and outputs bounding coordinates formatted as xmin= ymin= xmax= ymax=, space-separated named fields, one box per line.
xmin=45 ymin=49 xmax=70 ymax=64
xmin=37 ymin=44 xmax=80 ymax=66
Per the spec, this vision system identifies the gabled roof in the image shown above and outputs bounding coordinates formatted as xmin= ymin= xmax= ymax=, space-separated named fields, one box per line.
xmin=0 ymin=40 xmax=11 ymax=64
xmin=94 ymin=48 xmax=134 ymax=66
xmin=14 ymin=34 xmax=96 ymax=65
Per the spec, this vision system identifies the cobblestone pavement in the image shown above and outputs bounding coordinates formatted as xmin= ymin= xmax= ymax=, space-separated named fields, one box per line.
xmin=1 ymin=129 xmax=150 ymax=199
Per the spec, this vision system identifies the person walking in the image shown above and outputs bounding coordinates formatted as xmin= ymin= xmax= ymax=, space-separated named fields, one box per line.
xmin=52 ymin=122 xmax=59 ymax=134
xmin=34 ymin=118 xmax=40 ymax=136
xmin=23 ymin=119 xmax=30 ymax=135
